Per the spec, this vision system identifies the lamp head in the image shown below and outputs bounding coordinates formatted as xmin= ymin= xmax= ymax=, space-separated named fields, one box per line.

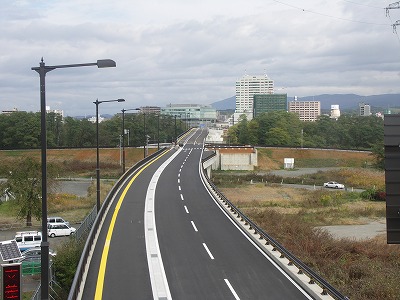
xmin=97 ymin=59 xmax=116 ymax=68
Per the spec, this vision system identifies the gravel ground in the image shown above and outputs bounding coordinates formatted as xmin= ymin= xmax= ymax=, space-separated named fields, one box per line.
xmin=318 ymin=219 xmax=386 ymax=240
xmin=264 ymin=167 xmax=342 ymax=178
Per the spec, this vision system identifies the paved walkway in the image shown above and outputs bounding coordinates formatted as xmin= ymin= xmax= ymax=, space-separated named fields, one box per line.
xmin=318 ymin=219 xmax=386 ymax=240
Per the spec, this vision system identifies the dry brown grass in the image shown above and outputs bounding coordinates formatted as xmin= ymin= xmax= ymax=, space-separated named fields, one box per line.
xmin=220 ymin=184 xmax=386 ymax=225
xmin=245 ymin=209 xmax=400 ymax=300
xmin=0 ymin=148 xmax=156 ymax=177
xmin=257 ymin=148 xmax=374 ymax=170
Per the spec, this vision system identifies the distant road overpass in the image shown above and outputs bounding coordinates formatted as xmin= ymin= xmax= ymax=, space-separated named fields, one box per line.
xmin=73 ymin=128 xmax=336 ymax=299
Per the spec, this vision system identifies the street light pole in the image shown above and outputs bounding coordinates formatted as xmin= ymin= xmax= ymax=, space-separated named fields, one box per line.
xmin=32 ymin=58 xmax=116 ymax=300
xmin=157 ymin=114 xmax=160 ymax=150
xmin=143 ymin=112 xmax=146 ymax=158
xmin=94 ymin=99 xmax=125 ymax=214
xmin=121 ymin=108 xmax=140 ymax=173
xmin=174 ymin=115 xmax=177 ymax=145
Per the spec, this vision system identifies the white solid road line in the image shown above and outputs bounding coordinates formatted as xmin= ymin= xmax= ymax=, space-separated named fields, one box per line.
xmin=224 ymin=279 xmax=240 ymax=300
xmin=202 ymin=243 xmax=214 ymax=260
xmin=144 ymin=148 xmax=182 ymax=300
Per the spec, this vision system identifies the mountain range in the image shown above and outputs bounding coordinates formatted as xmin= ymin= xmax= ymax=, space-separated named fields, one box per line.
xmin=210 ymin=94 xmax=400 ymax=111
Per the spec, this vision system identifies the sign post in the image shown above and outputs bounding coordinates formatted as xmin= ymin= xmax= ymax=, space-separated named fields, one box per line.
xmin=1 ymin=263 xmax=22 ymax=300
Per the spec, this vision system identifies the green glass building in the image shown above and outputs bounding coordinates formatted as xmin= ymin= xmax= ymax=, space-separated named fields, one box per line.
xmin=253 ymin=94 xmax=287 ymax=117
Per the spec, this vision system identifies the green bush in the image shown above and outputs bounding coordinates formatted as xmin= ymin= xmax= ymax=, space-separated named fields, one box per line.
xmin=53 ymin=237 xmax=85 ymax=295
xmin=361 ymin=188 xmax=386 ymax=202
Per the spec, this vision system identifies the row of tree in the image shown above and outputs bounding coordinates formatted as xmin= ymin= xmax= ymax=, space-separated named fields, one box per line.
xmin=227 ymin=111 xmax=384 ymax=150
xmin=0 ymin=110 xmax=385 ymax=152
xmin=0 ymin=111 xmax=187 ymax=149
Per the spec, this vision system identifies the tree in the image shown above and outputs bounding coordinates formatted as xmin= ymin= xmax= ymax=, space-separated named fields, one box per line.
xmin=5 ymin=157 xmax=57 ymax=226
xmin=265 ymin=127 xmax=291 ymax=146
xmin=371 ymin=141 xmax=384 ymax=169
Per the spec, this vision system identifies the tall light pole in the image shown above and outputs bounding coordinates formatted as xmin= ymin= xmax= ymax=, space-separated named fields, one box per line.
xmin=94 ymin=99 xmax=125 ymax=214
xmin=157 ymin=114 xmax=160 ymax=150
xmin=174 ymin=115 xmax=177 ymax=145
xmin=32 ymin=58 xmax=115 ymax=300
xmin=143 ymin=112 xmax=146 ymax=158
xmin=121 ymin=108 xmax=140 ymax=173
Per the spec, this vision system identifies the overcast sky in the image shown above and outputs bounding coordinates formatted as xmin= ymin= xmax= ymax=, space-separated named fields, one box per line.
xmin=1 ymin=0 xmax=400 ymax=116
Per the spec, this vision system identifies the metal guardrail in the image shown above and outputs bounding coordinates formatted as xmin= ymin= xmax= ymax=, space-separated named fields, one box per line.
xmin=73 ymin=205 xmax=97 ymax=241
xmin=67 ymin=147 xmax=168 ymax=300
xmin=30 ymin=263 xmax=57 ymax=300
xmin=200 ymin=156 xmax=349 ymax=300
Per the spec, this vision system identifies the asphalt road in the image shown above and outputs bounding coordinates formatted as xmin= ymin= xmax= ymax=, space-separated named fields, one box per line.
xmin=81 ymin=129 xmax=314 ymax=299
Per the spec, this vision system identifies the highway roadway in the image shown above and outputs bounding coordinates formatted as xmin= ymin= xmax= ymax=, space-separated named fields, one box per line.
xmin=80 ymin=128 xmax=314 ymax=299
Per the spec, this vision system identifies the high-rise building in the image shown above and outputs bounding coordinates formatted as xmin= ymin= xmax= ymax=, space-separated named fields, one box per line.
xmin=330 ymin=105 xmax=341 ymax=120
xmin=253 ymin=94 xmax=287 ymax=117
xmin=288 ymin=98 xmax=320 ymax=122
xmin=234 ymin=74 xmax=274 ymax=122
xmin=359 ymin=102 xmax=372 ymax=116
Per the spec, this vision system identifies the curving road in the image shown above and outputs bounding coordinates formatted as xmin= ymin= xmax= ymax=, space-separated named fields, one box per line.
xmin=80 ymin=128 xmax=314 ymax=299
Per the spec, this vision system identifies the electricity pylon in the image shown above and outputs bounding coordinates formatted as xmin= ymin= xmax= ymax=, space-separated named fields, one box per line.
xmin=386 ymin=2 xmax=400 ymax=33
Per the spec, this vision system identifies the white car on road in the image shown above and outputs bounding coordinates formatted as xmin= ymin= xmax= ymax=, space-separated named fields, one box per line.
xmin=323 ymin=181 xmax=345 ymax=189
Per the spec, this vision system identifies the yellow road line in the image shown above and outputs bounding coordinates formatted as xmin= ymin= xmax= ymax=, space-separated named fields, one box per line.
xmin=95 ymin=150 xmax=170 ymax=299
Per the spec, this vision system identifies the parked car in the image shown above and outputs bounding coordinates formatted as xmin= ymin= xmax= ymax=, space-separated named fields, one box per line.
xmin=47 ymin=223 xmax=76 ymax=237
xmin=14 ymin=231 xmax=42 ymax=252
xmin=323 ymin=181 xmax=345 ymax=189
xmin=17 ymin=247 xmax=56 ymax=262
xmin=47 ymin=216 xmax=69 ymax=226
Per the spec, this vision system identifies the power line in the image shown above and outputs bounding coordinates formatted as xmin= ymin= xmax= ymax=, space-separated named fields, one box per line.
xmin=269 ymin=0 xmax=390 ymax=26
xmin=341 ymin=1 xmax=383 ymax=10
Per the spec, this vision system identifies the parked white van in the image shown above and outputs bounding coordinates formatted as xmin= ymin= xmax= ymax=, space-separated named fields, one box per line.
xmin=47 ymin=223 xmax=76 ymax=238
xmin=47 ymin=216 xmax=69 ymax=226
xmin=14 ymin=231 xmax=42 ymax=252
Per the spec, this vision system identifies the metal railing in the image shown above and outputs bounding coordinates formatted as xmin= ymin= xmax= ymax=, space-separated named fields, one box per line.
xmin=200 ymin=156 xmax=349 ymax=300
xmin=73 ymin=205 xmax=97 ymax=241
xmin=67 ymin=147 xmax=168 ymax=300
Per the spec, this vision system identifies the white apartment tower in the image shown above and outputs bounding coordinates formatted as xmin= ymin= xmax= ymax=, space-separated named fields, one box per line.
xmin=234 ymin=74 xmax=274 ymax=122
xmin=359 ymin=102 xmax=372 ymax=116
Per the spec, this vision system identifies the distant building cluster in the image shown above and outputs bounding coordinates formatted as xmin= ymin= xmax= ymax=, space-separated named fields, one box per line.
xmin=2 ymin=74 xmax=393 ymax=128
xmin=233 ymin=73 xmax=323 ymax=123
xmin=231 ymin=73 xmax=395 ymax=124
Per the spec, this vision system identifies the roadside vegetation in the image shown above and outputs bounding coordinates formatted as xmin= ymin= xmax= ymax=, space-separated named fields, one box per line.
xmin=213 ymin=149 xmax=398 ymax=300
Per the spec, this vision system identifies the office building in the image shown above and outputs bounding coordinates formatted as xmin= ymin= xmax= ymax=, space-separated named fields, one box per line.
xmin=288 ymin=98 xmax=321 ymax=122
xmin=253 ymin=94 xmax=287 ymax=117
xmin=138 ymin=106 xmax=161 ymax=114
xmin=161 ymin=104 xmax=217 ymax=127
xmin=359 ymin=102 xmax=372 ymax=116
xmin=234 ymin=74 xmax=274 ymax=122
xmin=330 ymin=105 xmax=341 ymax=120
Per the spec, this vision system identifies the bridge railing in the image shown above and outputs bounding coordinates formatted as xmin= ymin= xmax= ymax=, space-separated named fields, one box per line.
xmin=68 ymin=147 xmax=168 ymax=300
xmin=200 ymin=156 xmax=349 ymax=300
